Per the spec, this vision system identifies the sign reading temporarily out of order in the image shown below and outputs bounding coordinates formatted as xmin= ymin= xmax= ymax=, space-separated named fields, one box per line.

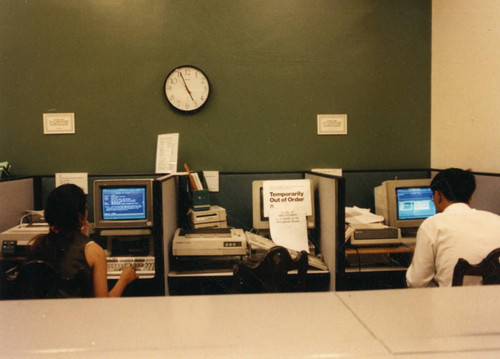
xmin=262 ymin=179 xmax=312 ymax=252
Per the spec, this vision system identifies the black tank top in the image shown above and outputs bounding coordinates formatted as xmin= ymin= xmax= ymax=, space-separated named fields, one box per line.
xmin=29 ymin=231 xmax=94 ymax=298
xmin=57 ymin=232 xmax=94 ymax=297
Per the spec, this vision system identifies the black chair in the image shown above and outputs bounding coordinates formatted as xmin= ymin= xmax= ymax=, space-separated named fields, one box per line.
xmin=232 ymin=246 xmax=308 ymax=293
xmin=7 ymin=260 xmax=61 ymax=299
xmin=452 ymin=248 xmax=500 ymax=286
xmin=5 ymin=260 xmax=92 ymax=299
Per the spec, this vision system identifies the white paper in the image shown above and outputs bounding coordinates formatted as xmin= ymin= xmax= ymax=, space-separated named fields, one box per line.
xmin=191 ymin=172 xmax=203 ymax=190
xmin=262 ymin=179 xmax=312 ymax=253
xmin=55 ymin=173 xmax=88 ymax=194
xmin=155 ymin=133 xmax=179 ymax=174
xmin=203 ymin=171 xmax=219 ymax=192
xmin=269 ymin=207 xmax=309 ymax=252
xmin=311 ymin=168 xmax=343 ymax=176
xmin=345 ymin=206 xmax=385 ymax=224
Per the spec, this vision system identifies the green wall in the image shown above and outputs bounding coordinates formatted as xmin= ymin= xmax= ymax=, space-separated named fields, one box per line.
xmin=0 ymin=0 xmax=431 ymax=176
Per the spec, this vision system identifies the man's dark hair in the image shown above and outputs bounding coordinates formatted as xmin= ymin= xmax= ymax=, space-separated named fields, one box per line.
xmin=430 ymin=168 xmax=476 ymax=203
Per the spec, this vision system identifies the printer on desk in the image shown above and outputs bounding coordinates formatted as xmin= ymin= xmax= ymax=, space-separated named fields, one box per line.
xmin=188 ymin=205 xmax=227 ymax=229
xmin=0 ymin=224 xmax=49 ymax=256
xmin=0 ymin=223 xmax=49 ymax=248
xmin=347 ymin=223 xmax=402 ymax=246
xmin=172 ymin=228 xmax=247 ymax=258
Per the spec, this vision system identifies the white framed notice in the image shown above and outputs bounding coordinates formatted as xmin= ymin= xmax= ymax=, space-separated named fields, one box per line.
xmin=43 ymin=113 xmax=75 ymax=134
xmin=317 ymin=114 xmax=347 ymax=135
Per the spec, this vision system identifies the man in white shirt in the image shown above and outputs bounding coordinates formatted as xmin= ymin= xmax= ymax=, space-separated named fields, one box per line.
xmin=406 ymin=168 xmax=500 ymax=287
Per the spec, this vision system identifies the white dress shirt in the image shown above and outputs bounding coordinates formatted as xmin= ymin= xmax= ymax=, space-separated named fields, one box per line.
xmin=406 ymin=203 xmax=500 ymax=287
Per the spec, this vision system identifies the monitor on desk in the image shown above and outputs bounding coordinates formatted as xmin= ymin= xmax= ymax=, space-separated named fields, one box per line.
xmin=374 ymin=178 xmax=436 ymax=237
xmin=252 ymin=179 xmax=316 ymax=231
xmin=93 ymin=179 xmax=154 ymax=230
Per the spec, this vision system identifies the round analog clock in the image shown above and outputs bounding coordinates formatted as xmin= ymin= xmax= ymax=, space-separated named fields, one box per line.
xmin=164 ymin=65 xmax=210 ymax=112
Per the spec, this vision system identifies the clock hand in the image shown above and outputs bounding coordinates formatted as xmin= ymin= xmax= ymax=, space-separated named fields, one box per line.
xmin=179 ymin=72 xmax=195 ymax=101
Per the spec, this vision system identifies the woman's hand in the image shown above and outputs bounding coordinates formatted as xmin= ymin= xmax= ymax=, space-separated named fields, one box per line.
xmin=120 ymin=266 xmax=139 ymax=285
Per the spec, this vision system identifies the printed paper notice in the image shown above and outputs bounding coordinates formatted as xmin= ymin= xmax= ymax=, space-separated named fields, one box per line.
xmin=155 ymin=133 xmax=179 ymax=174
xmin=55 ymin=173 xmax=88 ymax=194
xmin=263 ymin=179 xmax=312 ymax=252
xmin=43 ymin=113 xmax=75 ymax=134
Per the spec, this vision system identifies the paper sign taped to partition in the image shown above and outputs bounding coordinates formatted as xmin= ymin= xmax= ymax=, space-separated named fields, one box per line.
xmin=155 ymin=133 xmax=179 ymax=174
xmin=263 ymin=179 xmax=312 ymax=253
xmin=268 ymin=207 xmax=309 ymax=252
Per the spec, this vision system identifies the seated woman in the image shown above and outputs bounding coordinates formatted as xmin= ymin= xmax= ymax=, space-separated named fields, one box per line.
xmin=29 ymin=184 xmax=138 ymax=297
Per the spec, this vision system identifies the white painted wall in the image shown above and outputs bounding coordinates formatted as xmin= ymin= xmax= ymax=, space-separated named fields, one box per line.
xmin=432 ymin=0 xmax=500 ymax=173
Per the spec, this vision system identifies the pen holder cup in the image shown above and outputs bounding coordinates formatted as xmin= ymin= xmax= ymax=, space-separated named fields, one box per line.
xmin=191 ymin=188 xmax=210 ymax=211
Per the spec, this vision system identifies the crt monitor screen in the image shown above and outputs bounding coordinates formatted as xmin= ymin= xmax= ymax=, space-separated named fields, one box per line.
xmin=396 ymin=187 xmax=436 ymax=221
xmin=101 ymin=187 xmax=147 ymax=221
xmin=93 ymin=179 xmax=154 ymax=229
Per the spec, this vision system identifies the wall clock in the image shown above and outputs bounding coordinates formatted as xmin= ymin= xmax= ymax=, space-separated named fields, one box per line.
xmin=164 ymin=65 xmax=210 ymax=112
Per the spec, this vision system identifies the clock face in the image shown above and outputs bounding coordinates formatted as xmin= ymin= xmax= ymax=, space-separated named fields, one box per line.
xmin=164 ymin=66 xmax=210 ymax=112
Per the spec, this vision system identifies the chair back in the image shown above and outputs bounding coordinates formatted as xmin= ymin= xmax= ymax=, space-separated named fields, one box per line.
xmin=452 ymin=248 xmax=500 ymax=286
xmin=233 ymin=246 xmax=308 ymax=293
xmin=5 ymin=259 xmax=93 ymax=299
xmin=13 ymin=260 xmax=61 ymax=299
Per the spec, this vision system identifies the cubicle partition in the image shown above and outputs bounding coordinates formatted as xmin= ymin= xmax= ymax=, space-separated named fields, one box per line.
xmin=157 ymin=175 xmax=179 ymax=296
xmin=306 ymin=172 xmax=345 ymax=291
xmin=344 ymin=169 xmax=500 ymax=215
xmin=176 ymin=172 xmax=305 ymax=231
xmin=342 ymin=169 xmax=431 ymax=210
xmin=433 ymin=170 xmax=500 ymax=215
xmin=0 ymin=177 xmax=36 ymax=232
xmin=6 ymin=169 xmax=497 ymax=296
xmin=167 ymin=171 xmax=344 ymax=294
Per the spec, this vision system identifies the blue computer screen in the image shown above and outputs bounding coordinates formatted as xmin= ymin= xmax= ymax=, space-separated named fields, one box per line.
xmin=101 ymin=187 xmax=147 ymax=220
xmin=396 ymin=187 xmax=436 ymax=220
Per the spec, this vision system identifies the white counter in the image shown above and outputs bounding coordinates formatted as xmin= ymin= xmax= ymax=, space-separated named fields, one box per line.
xmin=1 ymin=286 xmax=499 ymax=358
xmin=337 ymin=285 xmax=500 ymax=356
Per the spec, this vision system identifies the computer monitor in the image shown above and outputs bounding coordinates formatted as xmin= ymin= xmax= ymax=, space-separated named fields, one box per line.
xmin=93 ymin=179 xmax=154 ymax=230
xmin=252 ymin=179 xmax=315 ymax=231
xmin=374 ymin=178 xmax=436 ymax=235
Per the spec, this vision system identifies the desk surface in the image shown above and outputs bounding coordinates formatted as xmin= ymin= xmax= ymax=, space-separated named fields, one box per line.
xmin=2 ymin=286 xmax=500 ymax=358
xmin=337 ymin=286 xmax=500 ymax=355
xmin=345 ymin=245 xmax=414 ymax=255
xmin=1 ymin=292 xmax=386 ymax=358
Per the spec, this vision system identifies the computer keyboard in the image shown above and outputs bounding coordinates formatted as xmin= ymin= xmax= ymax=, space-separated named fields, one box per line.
xmin=106 ymin=256 xmax=155 ymax=279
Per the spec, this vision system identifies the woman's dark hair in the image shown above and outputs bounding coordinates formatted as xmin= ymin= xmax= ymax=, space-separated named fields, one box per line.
xmin=30 ymin=184 xmax=87 ymax=264
xmin=430 ymin=168 xmax=476 ymax=203
xmin=44 ymin=184 xmax=87 ymax=231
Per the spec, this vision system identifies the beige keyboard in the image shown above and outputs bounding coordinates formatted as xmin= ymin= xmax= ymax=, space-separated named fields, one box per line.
xmin=106 ymin=256 xmax=155 ymax=279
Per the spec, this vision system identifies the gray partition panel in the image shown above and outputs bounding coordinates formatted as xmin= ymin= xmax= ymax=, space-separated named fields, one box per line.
xmin=208 ymin=172 xmax=303 ymax=231
xmin=472 ymin=174 xmax=500 ymax=215
xmin=160 ymin=175 xmax=179 ymax=295
xmin=431 ymin=171 xmax=500 ymax=215
xmin=343 ymin=170 xmax=431 ymax=210
xmin=306 ymin=173 xmax=344 ymax=291
xmin=0 ymin=178 xmax=34 ymax=232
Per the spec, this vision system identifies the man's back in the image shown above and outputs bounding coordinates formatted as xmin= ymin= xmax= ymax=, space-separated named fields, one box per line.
xmin=406 ymin=203 xmax=500 ymax=287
